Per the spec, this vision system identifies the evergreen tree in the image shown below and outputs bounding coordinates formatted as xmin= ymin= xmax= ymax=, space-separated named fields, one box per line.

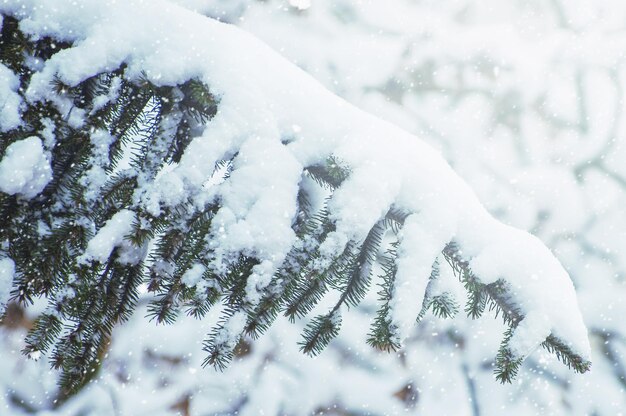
xmin=0 ymin=2 xmax=590 ymax=398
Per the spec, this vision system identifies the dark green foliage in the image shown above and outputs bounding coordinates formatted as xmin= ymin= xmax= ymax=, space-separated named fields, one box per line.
xmin=294 ymin=218 xmax=386 ymax=355
xmin=202 ymin=306 xmax=241 ymax=371
xmin=23 ymin=313 xmax=63 ymax=355
xmin=306 ymin=156 xmax=351 ymax=189
xmin=367 ymin=246 xmax=401 ymax=351
xmin=146 ymin=206 xmax=220 ymax=325
xmin=541 ymin=334 xmax=592 ymax=374
xmin=0 ymin=18 xmax=220 ymax=395
xmin=0 ymin=16 xmax=28 ymax=75
xmin=242 ymin=193 xmax=324 ymax=339
xmin=179 ymin=79 xmax=219 ymax=123
xmin=332 ymin=220 xmax=385 ymax=309
xmin=299 ymin=313 xmax=342 ymax=355
xmin=283 ymin=239 xmax=353 ymax=322
xmin=202 ymin=256 xmax=258 ymax=371
xmin=427 ymin=293 xmax=460 ymax=320
xmin=494 ymin=328 xmax=524 ymax=383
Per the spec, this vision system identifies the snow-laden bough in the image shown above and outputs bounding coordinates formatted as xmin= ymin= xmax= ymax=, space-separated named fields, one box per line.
xmin=0 ymin=0 xmax=590 ymax=388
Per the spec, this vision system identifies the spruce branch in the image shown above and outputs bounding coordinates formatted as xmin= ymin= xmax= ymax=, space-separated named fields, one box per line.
xmin=0 ymin=11 xmax=592 ymax=396
xmin=367 ymin=245 xmax=401 ymax=352
xmin=299 ymin=313 xmax=342 ymax=356
xmin=443 ymin=243 xmax=591 ymax=382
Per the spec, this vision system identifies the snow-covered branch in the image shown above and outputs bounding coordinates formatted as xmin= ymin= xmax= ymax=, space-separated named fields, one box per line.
xmin=0 ymin=0 xmax=590 ymax=389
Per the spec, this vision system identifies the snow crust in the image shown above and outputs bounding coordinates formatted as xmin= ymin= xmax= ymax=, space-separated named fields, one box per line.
xmin=0 ymin=0 xmax=590 ymax=362
xmin=0 ymin=136 xmax=52 ymax=199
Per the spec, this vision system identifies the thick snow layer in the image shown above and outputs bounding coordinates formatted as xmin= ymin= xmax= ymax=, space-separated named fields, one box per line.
xmin=0 ymin=136 xmax=52 ymax=199
xmin=0 ymin=0 xmax=590 ymax=363
xmin=390 ymin=212 xmax=455 ymax=340
xmin=0 ymin=257 xmax=14 ymax=309
xmin=181 ymin=263 xmax=206 ymax=288
xmin=0 ymin=64 xmax=22 ymax=132
xmin=79 ymin=210 xmax=137 ymax=265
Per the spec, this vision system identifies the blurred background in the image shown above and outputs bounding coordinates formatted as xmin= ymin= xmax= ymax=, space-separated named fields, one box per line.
xmin=1 ymin=1 xmax=625 ymax=414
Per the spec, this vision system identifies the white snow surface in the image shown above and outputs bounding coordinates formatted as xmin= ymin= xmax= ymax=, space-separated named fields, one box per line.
xmin=0 ymin=257 xmax=15 ymax=309
xmin=0 ymin=136 xmax=52 ymax=199
xmin=181 ymin=263 xmax=206 ymax=288
xmin=79 ymin=209 xmax=137 ymax=265
xmin=0 ymin=0 xmax=590 ymax=362
xmin=0 ymin=63 xmax=22 ymax=132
